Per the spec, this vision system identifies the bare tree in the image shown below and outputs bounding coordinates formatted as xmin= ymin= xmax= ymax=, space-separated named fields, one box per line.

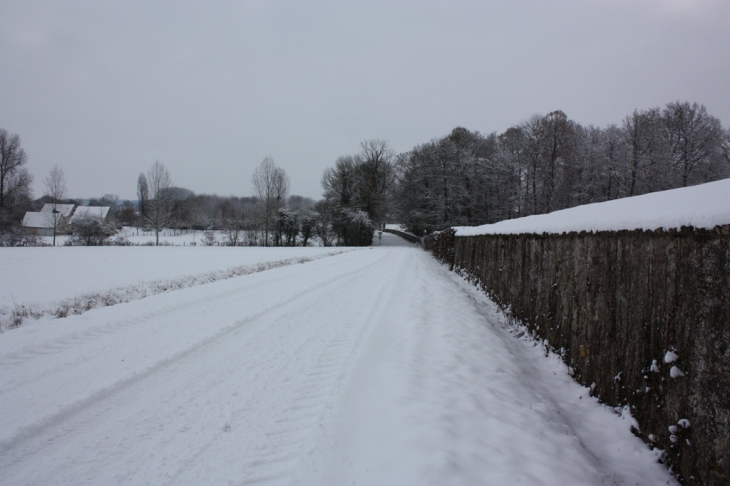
xmin=721 ymin=129 xmax=730 ymax=181
xmin=144 ymin=161 xmax=174 ymax=246
xmin=218 ymin=198 xmax=244 ymax=246
xmin=601 ymin=124 xmax=628 ymax=200
xmin=538 ymin=111 xmax=576 ymax=213
xmin=137 ymin=173 xmax=149 ymax=218
xmin=498 ymin=126 xmax=528 ymax=218
xmin=43 ymin=165 xmax=68 ymax=246
xmin=0 ymin=129 xmax=33 ymax=229
xmin=623 ymin=108 xmax=662 ymax=196
xmin=357 ymin=139 xmax=395 ymax=227
xmin=662 ymin=101 xmax=726 ymax=187
xmin=313 ymin=200 xmax=335 ymax=246
xmin=519 ymin=114 xmax=546 ymax=215
xmin=252 ymin=156 xmax=290 ymax=246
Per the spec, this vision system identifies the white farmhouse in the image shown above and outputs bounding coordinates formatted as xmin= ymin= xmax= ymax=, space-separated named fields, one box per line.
xmin=21 ymin=204 xmax=76 ymax=236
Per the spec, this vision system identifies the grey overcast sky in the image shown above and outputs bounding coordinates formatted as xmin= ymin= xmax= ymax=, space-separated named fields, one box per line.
xmin=2 ymin=0 xmax=729 ymax=200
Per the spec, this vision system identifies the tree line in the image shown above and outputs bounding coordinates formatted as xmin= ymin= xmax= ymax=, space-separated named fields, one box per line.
xmin=132 ymin=158 xmax=319 ymax=246
xmin=2 ymin=100 xmax=728 ymax=246
xmin=392 ymin=101 xmax=730 ymax=235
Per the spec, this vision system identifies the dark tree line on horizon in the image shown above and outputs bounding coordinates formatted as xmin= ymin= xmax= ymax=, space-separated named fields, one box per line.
xmin=392 ymin=101 xmax=730 ymax=235
xmin=2 ymin=100 xmax=729 ymax=246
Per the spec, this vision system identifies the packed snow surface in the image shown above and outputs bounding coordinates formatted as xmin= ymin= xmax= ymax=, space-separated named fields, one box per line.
xmin=456 ymin=178 xmax=730 ymax=236
xmin=0 ymin=234 xmax=674 ymax=485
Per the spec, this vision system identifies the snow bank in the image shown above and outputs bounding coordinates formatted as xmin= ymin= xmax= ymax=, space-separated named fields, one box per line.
xmin=455 ymin=178 xmax=730 ymax=236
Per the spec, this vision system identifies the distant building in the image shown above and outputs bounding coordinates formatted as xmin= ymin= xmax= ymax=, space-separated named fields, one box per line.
xmin=69 ymin=206 xmax=112 ymax=224
xmin=21 ymin=203 xmax=76 ymax=236
xmin=22 ymin=204 xmax=112 ymax=236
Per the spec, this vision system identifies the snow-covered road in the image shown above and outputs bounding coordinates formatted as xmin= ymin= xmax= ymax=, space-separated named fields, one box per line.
xmin=0 ymin=234 xmax=673 ymax=485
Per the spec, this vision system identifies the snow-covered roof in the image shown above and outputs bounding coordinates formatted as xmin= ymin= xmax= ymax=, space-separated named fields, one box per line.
xmin=22 ymin=212 xmax=52 ymax=229
xmin=455 ymin=178 xmax=730 ymax=236
xmin=69 ymin=206 xmax=110 ymax=222
xmin=41 ymin=204 xmax=75 ymax=217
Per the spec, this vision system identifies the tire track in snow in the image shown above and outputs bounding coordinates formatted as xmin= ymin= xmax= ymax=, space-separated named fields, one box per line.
xmin=160 ymin=250 xmax=408 ymax=485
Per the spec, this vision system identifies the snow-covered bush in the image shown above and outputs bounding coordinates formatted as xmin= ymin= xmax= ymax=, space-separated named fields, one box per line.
xmin=335 ymin=209 xmax=374 ymax=246
xmin=202 ymin=230 xmax=217 ymax=246
xmin=276 ymin=208 xmax=299 ymax=246
xmin=69 ymin=214 xmax=115 ymax=246
xmin=299 ymin=209 xmax=317 ymax=246
xmin=109 ymin=235 xmax=132 ymax=246
xmin=0 ymin=226 xmax=40 ymax=247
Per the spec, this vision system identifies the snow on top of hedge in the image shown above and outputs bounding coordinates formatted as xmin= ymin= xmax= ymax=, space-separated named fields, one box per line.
xmin=455 ymin=178 xmax=730 ymax=236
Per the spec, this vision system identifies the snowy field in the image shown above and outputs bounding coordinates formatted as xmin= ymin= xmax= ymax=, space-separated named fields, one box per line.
xmin=456 ymin=177 xmax=730 ymax=236
xmin=0 ymin=245 xmax=353 ymax=329
xmin=39 ymin=226 xmax=239 ymax=247
xmin=0 ymin=233 xmax=673 ymax=485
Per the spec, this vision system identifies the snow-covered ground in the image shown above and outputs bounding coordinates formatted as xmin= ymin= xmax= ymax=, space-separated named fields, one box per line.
xmin=0 ymin=246 xmax=348 ymax=311
xmin=38 ymin=227 xmax=235 ymax=247
xmin=0 ymin=234 xmax=674 ymax=485
xmin=456 ymin=178 xmax=730 ymax=236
